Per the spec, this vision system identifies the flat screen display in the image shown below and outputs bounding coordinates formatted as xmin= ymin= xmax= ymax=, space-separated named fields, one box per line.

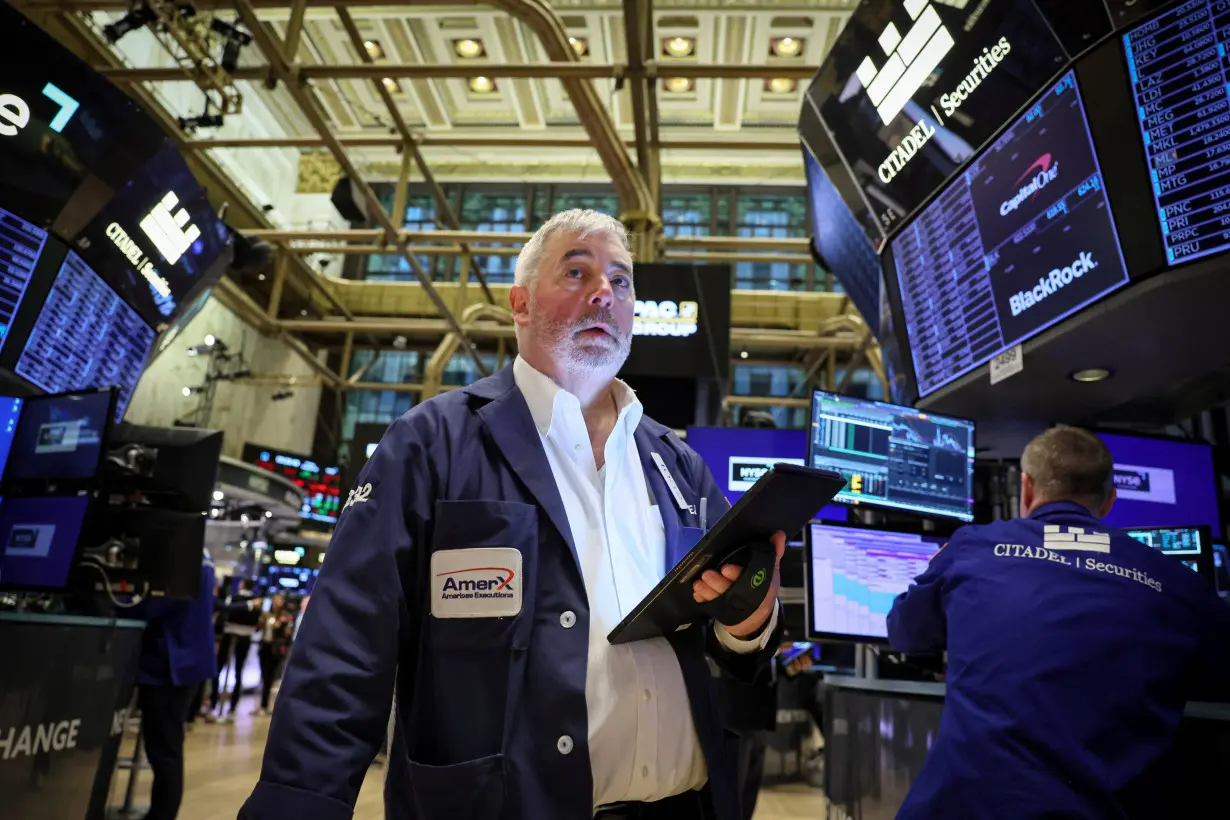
xmin=4 ymin=389 xmax=112 ymax=482
xmin=805 ymin=522 xmax=945 ymax=641
xmin=803 ymin=0 xmax=1067 ymax=234
xmin=1097 ymin=431 xmax=1220 ymax=531
xmin=1123 ymin=524 xmax=1214 ymax=584
xmin=685 ymin=426 xmax=848 ymax=523
xmin=808 ymin=390 xmax=975 ymax=521
xmin=14 ymin=252 xmax=155 ymax=421
xmin=802 ymin=146 xmax=881 ymax=327
xmin=0 ymin=397 xmax=22 ymax=480
xmin=0 ymin=494 xmax=91 ymax=590
xmin=891 ymin=71 xmax=1130 ymax=397
xmin=1122 ymin=2 xmax=1230 ymax=266
xmin=243 ymin=444 xmax=342 ymax=525
xmin=0 ymin=207 xmax=51 ymax=355
xmin=621 ymin=264 xmax=731 ymax=380
xmin=75 ymin=140 xmax=231 ymax=329
xmin=0 ymin=4 xmax=165 ymax=231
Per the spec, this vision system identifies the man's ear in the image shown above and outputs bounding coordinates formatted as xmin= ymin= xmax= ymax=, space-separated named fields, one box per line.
xmin=509 ymin=285 xmax=530 ymax=326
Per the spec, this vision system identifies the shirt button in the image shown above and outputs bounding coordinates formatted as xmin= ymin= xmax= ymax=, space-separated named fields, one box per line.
xmin=574 ymin=443 xmax=582 ymax=451
xmin=642 ymin=689 xmax=651 ymax=701
xmin=557 ymin=735 xmax=574 ymax=755
xmin=560 ymin=611 xmax=577 ymax=629
xmin=642 ymin=765 xmax=649 ymax=778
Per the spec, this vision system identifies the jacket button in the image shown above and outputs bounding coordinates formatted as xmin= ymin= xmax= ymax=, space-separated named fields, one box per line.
xmin=557 ymin=734 xmax=574 ymax=755
xmin=559 ymin=611 xmax=577 ymax=629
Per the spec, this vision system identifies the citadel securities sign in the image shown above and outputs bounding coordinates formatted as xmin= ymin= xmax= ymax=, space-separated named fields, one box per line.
xmin=803 ymin=0 xmax=1067 ymax=233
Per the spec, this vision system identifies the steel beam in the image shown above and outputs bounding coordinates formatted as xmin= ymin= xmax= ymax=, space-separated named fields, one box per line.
xmin=182 ymin=135 xmax=804 ymax=151
xmin=231 ymin=0 xmax=489 ymax=375
xmin=96 ymin=63 xmax=819 ymax=82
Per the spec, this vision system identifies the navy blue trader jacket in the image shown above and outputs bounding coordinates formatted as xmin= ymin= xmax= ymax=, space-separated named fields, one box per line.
xmin=132 ymin=553 xmax=218 ymax=688
xmin=887 ymin=501 xmax=1230 ymax=819
xmin=239 ymin=366 xmax=778 ymax=820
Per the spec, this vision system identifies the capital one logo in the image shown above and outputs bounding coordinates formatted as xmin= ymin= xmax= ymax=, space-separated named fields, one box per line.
xmin=856 ymin=0 xmax=958 ymax=125
xmin=1000 ymin=154 xmax=1059 ymax=216
xmin=140 ymin=191 xmax=201 ymax=265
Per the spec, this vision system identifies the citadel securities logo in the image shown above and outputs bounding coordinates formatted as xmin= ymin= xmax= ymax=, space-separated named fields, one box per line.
xmin=140 ymin=190 xmax=202 ymax=265
xmin=856 ymin=0 xmax=955 ymax=126
xmin=1000 ymin=154 xmax=1059 ymax=216
xmin=1008 ymin=251 xmax=1098 ymax=317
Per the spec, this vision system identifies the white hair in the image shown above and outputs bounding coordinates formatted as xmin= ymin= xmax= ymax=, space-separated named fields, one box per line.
xmin=514 ymin=209 xmax=629 ymax=290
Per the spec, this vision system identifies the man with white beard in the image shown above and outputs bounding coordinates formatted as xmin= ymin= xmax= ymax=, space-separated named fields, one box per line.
xmin=241 ymin=210 xmax=787 ymax=820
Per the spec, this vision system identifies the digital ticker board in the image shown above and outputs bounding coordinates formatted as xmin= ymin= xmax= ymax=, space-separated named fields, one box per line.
xmin=1124 ymin=0 xmax=1230 ymax=266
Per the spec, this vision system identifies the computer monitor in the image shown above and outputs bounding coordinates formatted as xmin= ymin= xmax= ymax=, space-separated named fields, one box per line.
xmin=242 ymin=444 xmax=342 ymax=525
xmin=13 ymin=251 xmax=156 ymax=421
xmin=1095 ymin=431 xmax=1220 ymax=532
xmin=4 ymin=388 xmax=115 ymax=483
xmin=109 ymin=424 xmax=223 ymax=511
xmin=0 ymin=397 xmax=23 ymax=478
xmin=808 ymin=390 xmax=975 ymax=521
xmin=804 ymin=521 xmax=945 ymax=643
xmin=0 ymin=494 xmax=91 ymax=591
xmin=1123 ymin=525 xmax=1215 ymax=587
xmin=84 ymin=506 xmax=206 ymax=599
xmin=1213 ymin=543 xmax=1229 ymax=596
xmin=685 ymin=426 xmax=848 ymax=523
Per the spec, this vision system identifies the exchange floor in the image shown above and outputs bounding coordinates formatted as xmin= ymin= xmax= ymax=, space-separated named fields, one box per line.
xmin=105 ymin=692 xmax=829 ymax=820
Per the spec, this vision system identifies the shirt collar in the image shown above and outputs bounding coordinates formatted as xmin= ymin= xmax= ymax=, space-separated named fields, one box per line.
xmin=1029 ymin=500 xmax=1099 ymax=520
xmin=512 ymin=355 xmax=643 ymax=437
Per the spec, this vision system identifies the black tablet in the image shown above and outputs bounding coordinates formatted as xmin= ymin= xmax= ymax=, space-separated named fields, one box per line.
xmin=607 ymin=462 xmax=847 ymax=645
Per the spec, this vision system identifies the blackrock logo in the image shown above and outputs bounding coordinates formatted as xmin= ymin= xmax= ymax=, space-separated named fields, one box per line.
xmin=1000 ymin=154 xmax=1059 ymax=216
xmin=1008 ymin=251 xmax=1097 ymax=317
xmin=856 ymin=0 xmax=955 ymax=125
xmin=633 ymin=299 xmax=698 ymax=337
xmin=728 ymin=457 xmax=804 ymax=492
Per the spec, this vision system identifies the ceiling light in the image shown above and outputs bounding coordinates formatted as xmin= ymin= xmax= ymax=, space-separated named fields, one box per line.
xmin=454 ymin=38 xmax=484 ymax=59
xmin=766 ymin=77 xmax=797 ymax=94
xmin=258 ymin=273 xmax=266 ymax=281
xmin=772 ymin=36 xmax=803 ymax=57
xmin=740 ymin=350 xmax=749 ymax=359
xmin=469 ymin=76 xmax=496 ymax=93
xmin=300 ymin=308 xmax=309 ymax=316
xmin=664 ymin=36 xmax=695 ymax=58
xmin=382 ymin=77 xmax=401 ymax=94
xmin=568 ymin=36 xmax=588 ymax=57
xmin=663 ymin=77 xmax=694 ymax=93
xmin=1070 ymin=367 xmax=1113 ymax=383
xmin=213 ymin=490 xmax=225 ymax=502
xmin=363 ymin=39 xmax=384 ymax=60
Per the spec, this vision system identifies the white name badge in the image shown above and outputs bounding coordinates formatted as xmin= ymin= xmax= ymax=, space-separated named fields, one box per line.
xmin=430 ymin=547 xmax=523 ymax=619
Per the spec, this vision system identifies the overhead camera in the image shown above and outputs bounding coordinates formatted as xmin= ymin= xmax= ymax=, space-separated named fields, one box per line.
xmin=178 ymin=112 xmax=225 ymax=132
xmin=104 ymin=2 xmax=197 ymax=43
xmin=210 ymin=17 xmax=253 ymax=74
xmin=271 ymin=390 xmax=295 ymax=402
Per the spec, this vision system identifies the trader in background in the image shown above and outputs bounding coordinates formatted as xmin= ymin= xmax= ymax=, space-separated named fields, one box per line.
xmin=887 ymin=426 xmax=1230 ymax=819
xmin=131 ymin=549 xmax=218 ymax=820
xmin=241 ymin=209 xmax=785 ymax=820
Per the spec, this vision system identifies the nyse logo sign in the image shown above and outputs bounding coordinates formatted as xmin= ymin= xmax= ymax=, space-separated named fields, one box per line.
xmin=0 ymin=83 xmax=80 ymax=137
xmin=1112 ymin=464 xmax=1176 ymax=505
xmin=634 ymin=299 xmax=699 ymax=337
xmin=856 ymin=0 xmax=955 ymax=126
xmin=728 ymin=457 xmax=804 ymax=492
xmin=140 ymin=191 xmax=201 ymax=265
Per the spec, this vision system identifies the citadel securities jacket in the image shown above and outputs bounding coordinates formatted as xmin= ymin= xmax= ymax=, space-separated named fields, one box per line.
xmin=887 ymin=501 xmax=1230 ymax=820
xmin=239 ymin=365 xmax=780 ymax=820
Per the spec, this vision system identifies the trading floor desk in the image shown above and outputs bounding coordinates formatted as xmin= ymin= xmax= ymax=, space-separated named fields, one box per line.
xmin=822 ymin=676 xmax=1230 ymax=819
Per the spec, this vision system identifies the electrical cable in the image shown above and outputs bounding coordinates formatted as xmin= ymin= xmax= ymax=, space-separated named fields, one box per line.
xmin=79 ymin=558 xmax=149 ymax=609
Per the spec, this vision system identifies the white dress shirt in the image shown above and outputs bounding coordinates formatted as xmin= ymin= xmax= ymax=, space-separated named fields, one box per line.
xmin=512 ymin=357 xmax=774 ymax=810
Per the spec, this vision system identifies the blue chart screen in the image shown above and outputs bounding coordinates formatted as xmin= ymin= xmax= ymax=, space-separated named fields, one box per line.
xmin=1125 ymin=526 xmax=1204 ymax=556
xmin=808 ymin=524 xmax=944 ymax=640
xmin=16 ymin=252 xmax=155 ymax=421
xmin=0 ymin=207 xmax=49 ymax=355
xmin=809 ymin=391 xmax=975 ymax=521
xmin=1123 ymin=2 xmax=1230 ymax=265
xmin=891 ymin=71 xmax=1129 ymax=397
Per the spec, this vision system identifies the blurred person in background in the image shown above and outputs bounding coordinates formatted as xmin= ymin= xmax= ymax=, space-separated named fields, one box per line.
xmin=208 ymin=577 xmax=260 ymax=723
xmin=254 ymin=594 xmax=294 ymax=716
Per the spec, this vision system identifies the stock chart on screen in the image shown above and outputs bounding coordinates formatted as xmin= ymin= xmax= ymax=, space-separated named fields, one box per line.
xmin=809 ymin=391 xmax=975 ymax=521
xmin=806 ymin=523 xmax=945 ymax=641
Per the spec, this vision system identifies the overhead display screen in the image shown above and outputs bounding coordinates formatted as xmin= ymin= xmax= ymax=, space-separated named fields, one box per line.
xmin=0 ymin=207 xmax=50 ymax=356
xmin=803 ymin=0 xmax=1067 ymax=235
xmin=620 ymin=264 xmax=730 ymax=380
xmin=1097 ymin=431 xmax=1220 ymax=532
xmin=0 ymin=4 xmax=165 ymax=232
xmin=808 ymin=390 xmax=975 ymax=522
xmin=1123 ymin=1 xmax=1230 ymax=266
xmin=75 ymin=140 xmax=231 ymax=330
xmin=803 ymin=146 xmax=881 ymax=328
xmin=805 ymin=522 xmax=945 ymax=642
xmin=14 ymin=252 xmax=155 ymax=420
xmin=243 ymin=444 xmax=343 ymax=525
xmin=891 ymin=71 xmax=1130 ymax=397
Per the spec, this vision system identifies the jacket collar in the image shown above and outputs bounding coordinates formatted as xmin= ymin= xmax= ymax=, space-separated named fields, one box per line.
xmin=1029 ymin=500 xmax=1100 ymax=521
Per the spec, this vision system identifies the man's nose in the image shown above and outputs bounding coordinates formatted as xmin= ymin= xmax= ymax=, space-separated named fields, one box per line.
xmin=588 ymin=276 xmax=614 ymax=307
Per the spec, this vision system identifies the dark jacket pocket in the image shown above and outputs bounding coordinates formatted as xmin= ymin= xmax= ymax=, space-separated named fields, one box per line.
xmin=405 ymin=753 xmax=505 ymax=820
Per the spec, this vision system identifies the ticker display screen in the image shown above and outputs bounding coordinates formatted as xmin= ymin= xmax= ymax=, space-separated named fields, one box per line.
xmin=243 ymin=444 xmax=342 ymax=525
xmin=891 ymin=71 xmax=1129 ymax=397
xmin=1123 ymin=1 xmax=1230 ymax=266
xmin=14 ymin=252 xmax=155 ymax=421
xmin=808 ymin=390 xmax=975 ymax=522
xmin=0 ymin=207 xmax=50 ymax=356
